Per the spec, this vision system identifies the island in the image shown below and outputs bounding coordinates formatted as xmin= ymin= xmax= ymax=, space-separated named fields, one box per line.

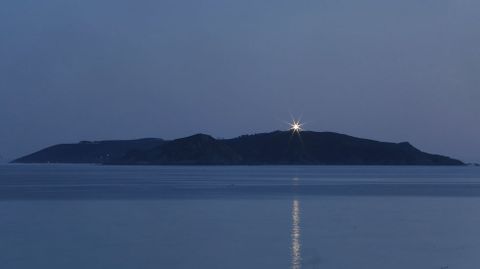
xmin=13 ymin=131 xmax=464 ymax=165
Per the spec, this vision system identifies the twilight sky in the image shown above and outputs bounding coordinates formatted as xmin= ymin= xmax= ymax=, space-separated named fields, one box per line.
xmin=1 ymin=0 xmax=479 ymax=162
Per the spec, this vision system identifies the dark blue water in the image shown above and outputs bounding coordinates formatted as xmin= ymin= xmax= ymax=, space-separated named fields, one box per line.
xmin=1 ymin=164 xmax=480 ymax=199
xmin=1 ymin=165 xmax=480 ymax=269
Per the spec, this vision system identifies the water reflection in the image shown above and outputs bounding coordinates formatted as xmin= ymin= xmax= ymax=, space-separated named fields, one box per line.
xmin=291 ymin=199 xmax=302 ymax=268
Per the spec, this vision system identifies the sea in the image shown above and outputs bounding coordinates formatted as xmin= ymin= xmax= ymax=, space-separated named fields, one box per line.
xmin=1 ymin=164 xmax=480 ymax=269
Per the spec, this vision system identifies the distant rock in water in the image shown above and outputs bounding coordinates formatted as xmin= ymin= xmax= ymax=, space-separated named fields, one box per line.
xmin=13 ymin=131 xmax=464 ymax=165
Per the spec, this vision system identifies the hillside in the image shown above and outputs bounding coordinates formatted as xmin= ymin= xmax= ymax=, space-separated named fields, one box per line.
xmin=13 ymin=131 xmax=464 ymax=165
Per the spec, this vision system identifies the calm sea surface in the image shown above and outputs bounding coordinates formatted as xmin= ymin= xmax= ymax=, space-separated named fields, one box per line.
xmin=1 ymin=164 xmax=480 ymax=269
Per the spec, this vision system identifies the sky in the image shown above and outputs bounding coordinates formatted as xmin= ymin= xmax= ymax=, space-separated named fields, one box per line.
xmin=1 ymin=0 xmax=479 ymax=163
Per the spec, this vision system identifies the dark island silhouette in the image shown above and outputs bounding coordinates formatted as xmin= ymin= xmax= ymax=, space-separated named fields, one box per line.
xmin=13 ymin=131 xmax=464 ymax=165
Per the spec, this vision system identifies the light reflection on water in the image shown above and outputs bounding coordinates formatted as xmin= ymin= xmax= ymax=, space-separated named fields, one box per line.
xmin=291 ymin=199 xmax=302 ymax=269
xmin=291 ymin=175 xmax=302 ymax=268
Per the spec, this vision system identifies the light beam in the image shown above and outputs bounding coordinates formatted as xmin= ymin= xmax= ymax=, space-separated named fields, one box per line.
xmin=289 ymin=120 xmax=303 ymax=133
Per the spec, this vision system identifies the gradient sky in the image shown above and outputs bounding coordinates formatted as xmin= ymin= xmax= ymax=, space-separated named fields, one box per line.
xmin=1 ymin=0 xmax=479 ymax=162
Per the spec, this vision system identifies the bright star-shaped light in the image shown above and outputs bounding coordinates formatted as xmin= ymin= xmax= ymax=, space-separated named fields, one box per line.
xmin=289 ymin=120 xmax=303 ymax=133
